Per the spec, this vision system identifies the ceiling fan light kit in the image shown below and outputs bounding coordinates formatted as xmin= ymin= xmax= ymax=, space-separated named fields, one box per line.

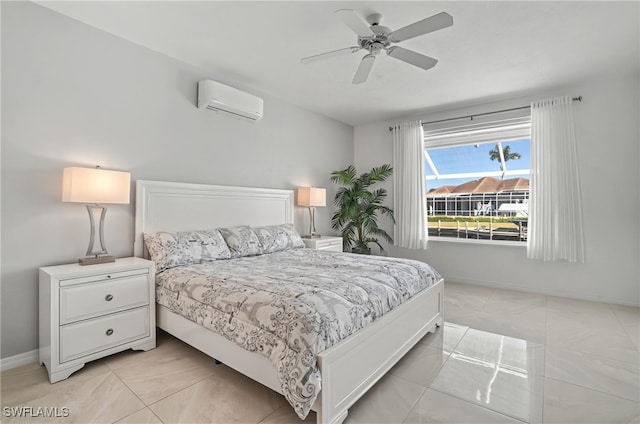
xmin=301 ymin=9 xmax=454 ymax=84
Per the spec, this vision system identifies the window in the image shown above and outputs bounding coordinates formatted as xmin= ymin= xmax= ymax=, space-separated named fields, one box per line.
xmin=423 ymin=111 xmax=531 ymax=243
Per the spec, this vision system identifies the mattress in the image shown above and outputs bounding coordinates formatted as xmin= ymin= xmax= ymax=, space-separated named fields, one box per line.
xmin=155 ymin=248 xmax=441 ymax=418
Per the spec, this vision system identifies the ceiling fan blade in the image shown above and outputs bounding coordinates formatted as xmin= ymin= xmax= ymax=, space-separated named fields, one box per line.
xmin=301 ymin=47 xmax=360 ymax=64
xmin=334 ymin=9 xmax=375 ymax=38
xmin=389 ymin=12 xmax=453 ymax=42
xmin=352 ymin=54 xmax=375 ymax=84
xmin=387 ymin=46 xmax=438 ymax=70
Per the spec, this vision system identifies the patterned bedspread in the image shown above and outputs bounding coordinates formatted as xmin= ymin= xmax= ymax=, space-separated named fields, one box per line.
xmin=155 ymin=248 xmax=441 ymax=418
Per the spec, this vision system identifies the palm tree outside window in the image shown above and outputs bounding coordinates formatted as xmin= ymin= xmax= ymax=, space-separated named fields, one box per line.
xmin=489 ymin=143 xmax=522 ymax=179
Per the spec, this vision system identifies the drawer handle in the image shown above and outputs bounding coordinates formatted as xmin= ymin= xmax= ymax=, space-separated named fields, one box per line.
xmin=105 ymin=294 xmax=114 ymax=302
xmin=106 ymin=329 xmax=114 ymax=336
xmin=106 ymin=275 xmax=111 ymax=279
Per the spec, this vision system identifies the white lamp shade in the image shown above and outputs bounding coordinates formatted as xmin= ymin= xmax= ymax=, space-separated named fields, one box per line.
xmin=62 ymin=167 xmax=131 ymax=204
xmin=297 ymin=187 xmax=326 ymax=207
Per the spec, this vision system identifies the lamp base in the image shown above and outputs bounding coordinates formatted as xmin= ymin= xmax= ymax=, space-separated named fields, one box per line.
xmin=79 ymin=255 xmax=116 ymax=266
xmin=302 ymin=234 xmax=322 ymax=239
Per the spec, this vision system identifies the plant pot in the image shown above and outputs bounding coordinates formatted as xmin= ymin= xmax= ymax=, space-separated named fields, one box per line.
xmin=351 ymin=246 xmax=371 ymax=255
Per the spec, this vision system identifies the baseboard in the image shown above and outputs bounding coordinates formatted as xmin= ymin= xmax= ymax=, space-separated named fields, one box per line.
xmin=444 ymin=275 xmax=640 ymax=307
xmin=0 ymin=349 xmax=39 ymax=372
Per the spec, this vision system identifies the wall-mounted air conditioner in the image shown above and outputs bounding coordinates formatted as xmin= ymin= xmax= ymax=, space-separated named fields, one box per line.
xmin=197 ymin=80 xmax=263 ymax=122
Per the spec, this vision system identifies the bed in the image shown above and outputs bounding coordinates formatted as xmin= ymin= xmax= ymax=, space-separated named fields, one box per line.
xmin=134 ymin=180 xmax=444 ymax=424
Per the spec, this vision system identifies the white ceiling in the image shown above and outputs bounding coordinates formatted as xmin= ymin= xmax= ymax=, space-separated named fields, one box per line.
xmin=37 ymin=1 xmax=639 ymax=126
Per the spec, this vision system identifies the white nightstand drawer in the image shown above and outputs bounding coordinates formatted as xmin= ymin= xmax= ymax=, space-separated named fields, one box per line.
xmin=60 ymin=274 xmax=149 ymax=324
xmin=318 ymin=239 xmax=342 ymax=249
xmin=60 ymin=306 xmax=150 ymax=363
xmin=303 ymin=236 xmax=343 ymax=252
xmin=59 ymin=268 xmax=149 ymax=287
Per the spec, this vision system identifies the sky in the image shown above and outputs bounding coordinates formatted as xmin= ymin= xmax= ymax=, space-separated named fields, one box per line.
xmin=425 ymin=138 xmax=531 ymax=189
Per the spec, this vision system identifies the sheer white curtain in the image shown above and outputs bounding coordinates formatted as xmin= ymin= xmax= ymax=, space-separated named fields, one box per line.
xmin=393 ymin=121 xmax=428 ymax=249
xmin=528 ymin=96 xmax=585 ymax=262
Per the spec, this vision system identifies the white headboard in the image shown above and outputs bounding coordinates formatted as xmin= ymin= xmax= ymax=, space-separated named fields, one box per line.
xmin=134 ymin=180 xmax=294 ymax=258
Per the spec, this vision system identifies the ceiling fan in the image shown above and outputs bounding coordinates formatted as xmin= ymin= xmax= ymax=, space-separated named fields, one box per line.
xmin=301 ymin=9 xmax=453 ymax=84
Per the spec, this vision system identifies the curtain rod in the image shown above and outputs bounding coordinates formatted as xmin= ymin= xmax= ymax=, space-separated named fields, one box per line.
xmin=388 ymin=96 xmax=582 ymax=131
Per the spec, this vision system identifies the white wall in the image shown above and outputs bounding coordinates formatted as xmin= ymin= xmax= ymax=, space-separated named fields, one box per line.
xmin=1 ymin=2 xmax=353 ymax=359
xmin=355 ymin=75 xmax=639 ymax=306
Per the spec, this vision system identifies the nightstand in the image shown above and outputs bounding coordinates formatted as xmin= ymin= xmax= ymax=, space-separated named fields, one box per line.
xmin=39 ymin=257 xmax=156 ymax=383
xmin=302 ymin=236 xmax=343 ymax=252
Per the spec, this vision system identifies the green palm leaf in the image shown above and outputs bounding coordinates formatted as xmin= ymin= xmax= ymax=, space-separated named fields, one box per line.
xmin=489 ymin=143 xmax=522 ymax=178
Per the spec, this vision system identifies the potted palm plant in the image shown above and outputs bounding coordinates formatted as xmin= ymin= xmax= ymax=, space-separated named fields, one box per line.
xmin=330 ymin=164 xmax=395 ymax=254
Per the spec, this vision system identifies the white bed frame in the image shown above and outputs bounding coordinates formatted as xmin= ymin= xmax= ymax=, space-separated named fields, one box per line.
xmin=134 ymin=180 xmax=444 ymax=424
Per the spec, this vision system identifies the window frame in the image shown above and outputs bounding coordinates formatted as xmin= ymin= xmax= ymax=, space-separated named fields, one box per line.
xmin=423 ymin=110 xmax=532 ymax=245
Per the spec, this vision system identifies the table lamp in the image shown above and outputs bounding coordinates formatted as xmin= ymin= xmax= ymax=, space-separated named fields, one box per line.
xmin=62 ymin=166 xmax=131 ymax=265
xmin=297 ymin=187 xmax=326 ymax=238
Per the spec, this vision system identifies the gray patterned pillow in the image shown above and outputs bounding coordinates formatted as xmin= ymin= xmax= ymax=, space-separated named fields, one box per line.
xmin=143 ymin=230 xmax=231 ymax=272
xmin=219 ymin=226 xmax=263 ymax=258
xmin=180 ymin=230 xmax=232 ymax=262
xmin=253 ymin=224 xmax=305 ymax=254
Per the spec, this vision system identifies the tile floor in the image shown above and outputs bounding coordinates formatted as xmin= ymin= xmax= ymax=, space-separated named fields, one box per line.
xmin=2 ymin=282 xmax=639 ymax=423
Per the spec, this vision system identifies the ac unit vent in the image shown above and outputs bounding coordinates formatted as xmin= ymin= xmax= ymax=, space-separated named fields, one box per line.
xmin=197 ymin=80 xmax=263 ymax=122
